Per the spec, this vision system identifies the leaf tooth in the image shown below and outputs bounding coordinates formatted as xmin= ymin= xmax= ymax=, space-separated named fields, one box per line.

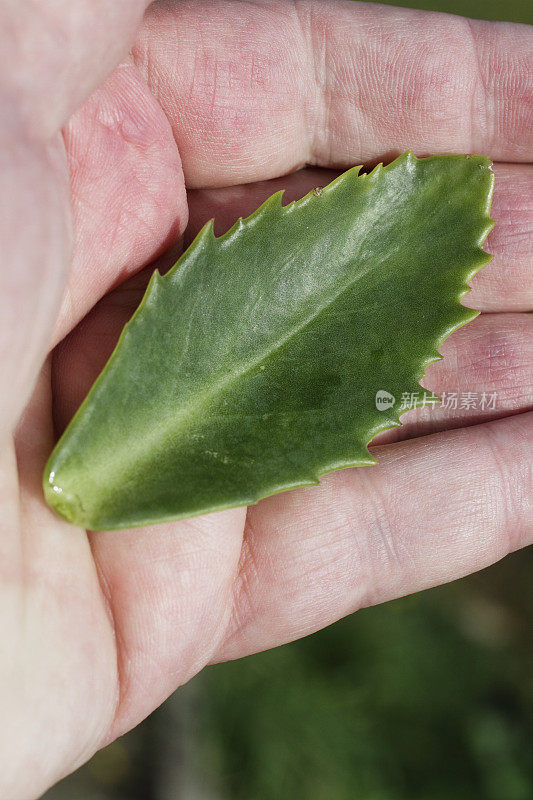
xmin=319 ymin=164 xmax=362 ymax=198
xmin=191 ymin=218 xmax=216 ymax=248
xmin=383 ymin=149 xmax=416 ymax=175
xmin=420 ymin=349 xmax=443 ymax=369
xmin=256 ymin=189 xmax=285 ymax=216
xmin=219 ymin=189 xmax=286 ymax=240
xmin=203 ymin=218 xmax=216 ymax=240
xmin=161 ymin=220 xmax=217 ymax=284
xmin=217 ymin=214 xmax=246 ymax=243
xmin=367 ymin=161 xmax=384 ymax=180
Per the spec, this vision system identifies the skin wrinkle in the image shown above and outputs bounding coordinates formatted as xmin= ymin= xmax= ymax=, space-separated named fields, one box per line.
xmin=308 ymin=5 xmax=369 ymax=167
xmin=87 ymin=535 xmax=123 ymax=746
xmin=467 ymin=164 xmax=533 ymax=312
xmin=477 ymin=419 xmax=529 ymax=555
xmin=292 ymin=0 xmax=326 ymax=164
xmin=379 ymin=420 xmax=527 ymax=565
xmin=466 ymin=18 xmax=489 ymax=155
xmin=351 ymin=471 xmax=414 ymax=603
xmin=354 ymin=466 xmax=410 ymax=584
xmin=480 ymin=24 xmax=532 ymax=157
xmin=223 ymin=480 xmax=376 ymax=656
xmin=320 ymin=481 xmax=377 ymax=609
xmin=467 ymin=327 xmax=516 ymax=384
xmin=223 ymin=517 xmax=262 ymax=658
xmin=441 ymin=315 xmax=533 ymax=404
xmin=89 ymin=508 xmax=247 ymax=740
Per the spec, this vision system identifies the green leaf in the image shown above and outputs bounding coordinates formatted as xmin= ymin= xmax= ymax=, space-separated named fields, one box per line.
xmin=44 ymin=152 xmax=494 ymax=531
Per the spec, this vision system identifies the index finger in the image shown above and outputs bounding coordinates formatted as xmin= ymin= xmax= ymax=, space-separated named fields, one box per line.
xmin=133 ymin=0 xmax=533 ymax=187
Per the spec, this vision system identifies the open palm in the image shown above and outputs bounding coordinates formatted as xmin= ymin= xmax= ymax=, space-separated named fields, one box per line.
xmin=1 ymin=2 xmax=531 ymax=797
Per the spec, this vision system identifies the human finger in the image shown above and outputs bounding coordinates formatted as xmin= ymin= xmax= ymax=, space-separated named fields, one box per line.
xmin=133 ymin=0 xmax=533 ymax=187
xmin=217 ymin=411 xmax=533 ymax=661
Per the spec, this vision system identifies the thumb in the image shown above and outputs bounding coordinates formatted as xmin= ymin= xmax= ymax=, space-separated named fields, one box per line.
xmin=0 ymin=1 xmax=152 ymax=443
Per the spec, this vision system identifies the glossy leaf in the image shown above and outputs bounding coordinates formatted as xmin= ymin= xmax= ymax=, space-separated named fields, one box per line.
xmin=44 ymin=152 xmax=494 ymax=530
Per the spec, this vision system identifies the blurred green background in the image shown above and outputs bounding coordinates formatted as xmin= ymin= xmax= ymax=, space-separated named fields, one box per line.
xmin=44 ymin=551 xmax=533 ymax=800
xmin=380 ymin=0 xmax=531 ymax=23
xmin=43 ymin=0 xmax=531 ymax=798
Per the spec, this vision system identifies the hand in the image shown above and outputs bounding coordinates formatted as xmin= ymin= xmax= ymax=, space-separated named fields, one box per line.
xmin=1 ymin=1 xmax=531 ymax=796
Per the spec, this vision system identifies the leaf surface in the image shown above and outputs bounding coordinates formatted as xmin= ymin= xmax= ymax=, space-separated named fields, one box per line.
xmin=44 ymin=153 xmax=494 ymax=530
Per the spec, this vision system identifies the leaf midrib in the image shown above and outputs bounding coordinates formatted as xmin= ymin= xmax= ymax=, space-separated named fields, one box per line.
xmin=83 ymin=246 xmax=388 ymax=492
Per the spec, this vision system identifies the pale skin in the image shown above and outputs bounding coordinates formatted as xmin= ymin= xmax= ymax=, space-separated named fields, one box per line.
xmin=0 ymin=0 xmax=532 ymax=797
